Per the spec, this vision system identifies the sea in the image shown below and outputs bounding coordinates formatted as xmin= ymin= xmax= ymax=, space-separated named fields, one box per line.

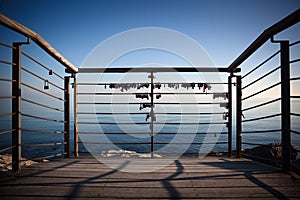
xmin=0 ymin=99 xmax=299 ymax=160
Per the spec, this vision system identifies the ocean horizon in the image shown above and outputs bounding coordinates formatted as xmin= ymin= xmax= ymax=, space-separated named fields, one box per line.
xmin=0 ymin=98 xmax=299 ymax=159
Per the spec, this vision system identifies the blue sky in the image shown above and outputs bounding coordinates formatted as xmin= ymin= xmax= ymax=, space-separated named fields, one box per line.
xmin=1 ymin=0 xmax=299 ymax=67
xmin=0 ymin=0 xmax=300 ymax=101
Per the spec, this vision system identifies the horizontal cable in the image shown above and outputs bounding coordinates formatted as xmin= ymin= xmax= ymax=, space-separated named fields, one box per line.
xmin=21 ymin=98 xmax=64 ymax=112
xmin=78 ymin=67 xmax=236 ymax=73
xmin=0 ymin=113 xmax=15 ymax=117
xmin=22 ymin=52 xmax=64 ymax=80
xmin=290 ymin=77 xmax=300 ymax=81
xmin=78 ymin=102 xmax=226 ymax=105
xmin=22 ymin=67 xmax=65 ymax=91
xmin=242 ymin=142 xmax=269 ymax=146
xmin=242 ymin=113 xmax=281 ymax=123
xmin=290 ymin=40 xmax=300 ymax=47
xmin=22 ymin=82 xmax=65 ymax=102
xmin=77 ymin=92 xmax=224 ymax=95
xmin=77 ymin=121 xmax=226 ymax=125
xmin=291 ymin=96 xmax=300 ymax=98
xmin=242 ymin=98 xmax=281 ymax=112
xmin=291 ymin=113 xmax=300 ymax=117
xmin=242 ymin=66 xmax=280 ymax=90
xmin=294 ymin=149 xmax=300 ymax=153
xmin=21 ymin=113 xmax=65 ymax=123
xmin=0 ymin=78 xmax=15 ymax=82
xmin=242 ymin=82 xmax=281 ymax=101
xmin=242 ymin=129 xmax=281 ymax=134
xmin=78 ymin=131 xmax=228 ymax=135
xmin=291 ymin=130 xmax=300 ymax=135
xmin=76 ymin=151 xmax=220 ymax=155
xmin=0 ymin=129 xmax=15 ymax=135
xmin=290 ymin=58 xmax=300 ymax=64
xmin=77 ymin=82 xmax=230 ymax=85
xmin=30 ymin=153 xmax=63 ymax=161
xmin=242 ymin=50 xmax=280 ymax=79
xmin=0 ymin=145 xmax=15 ymax=153
xmin=78 ymin=141 xmax=228 ymax=145
xmin=78 ymin=112 xmax=148 ymax=115
xmin=0 ymin=59 xmax=15 ymax=66
xmin=77 ymin=112 xmax=225 ymax=115
xmin=21 ymin=142 xmax=66 ymax=147
xmin=0 ymin=41 xmax=15 ymax=49
xmin=22 ymin=128 xmax=64 ymax=134
xmin=0 ymin=96 xmax=15 ymax=99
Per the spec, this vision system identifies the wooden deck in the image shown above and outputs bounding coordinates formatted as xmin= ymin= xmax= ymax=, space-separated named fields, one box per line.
xmin=1 ymin=157 xmax=300 ymax=199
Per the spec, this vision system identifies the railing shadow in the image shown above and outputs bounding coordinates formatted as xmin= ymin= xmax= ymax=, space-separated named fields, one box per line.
xmin=160 ymin=160 xmax=183 ymax=198
xmin=200 ymin=158 xmax=288 ymax=199
xmin=66 ymin=160 xmax=130 ymax=200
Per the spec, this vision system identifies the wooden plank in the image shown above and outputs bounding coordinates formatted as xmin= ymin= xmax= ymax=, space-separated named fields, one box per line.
xmin=1 ymin=176 xmax=299 ymax=188
xmin=0 ymin=185 xmax=299 ymax=198
xmin=1 ymin=157 xmax=299 ymax=199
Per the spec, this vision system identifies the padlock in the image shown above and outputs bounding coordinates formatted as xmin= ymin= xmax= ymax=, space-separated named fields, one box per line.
xmin=44 ymin=79 xmax=49 ymax=90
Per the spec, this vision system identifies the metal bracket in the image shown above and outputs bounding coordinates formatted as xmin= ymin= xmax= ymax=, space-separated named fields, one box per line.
xmin=270 ymin=36 xmax=288 ymax=44
xmin=15 ymin=37 xmax=31 ymax=45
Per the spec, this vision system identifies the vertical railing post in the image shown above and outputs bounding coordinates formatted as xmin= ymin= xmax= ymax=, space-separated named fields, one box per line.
xmin=12 ymin=43 xmax=22 ymax=172
xmin=280 ymin=41 xmax=291 ymax=172
xmin=150 ymin=72 xmax=154 ymax=158
xmin=236 ymin=75 xmax=242 ymax=158
xmin=64 ymin=76 xmax=70 ymax=158
xmin=227 ymin=74 xmax=232 ymax=157
xmin=73 ymin=75 xmax=78 ymax=158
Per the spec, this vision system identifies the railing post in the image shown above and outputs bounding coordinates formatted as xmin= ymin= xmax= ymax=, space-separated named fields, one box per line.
xmin=12 ymin=43 xmax=22 ymax=172
xmin=227 ymin=74 xmax=232 ymax=157
xmin=64 ymin=76 xmax=70 ymax=158
xmin=73 ymin=75 xmax=78 ymax=158
xmin=236 ymin=75 xmax=242 ymax=158
xmin=150 ymin=72 xmax=154 ymax=158
xmin=280 ymin=41 xmax=291 ymax=172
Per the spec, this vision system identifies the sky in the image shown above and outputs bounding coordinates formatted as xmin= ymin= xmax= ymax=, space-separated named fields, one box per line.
xmin=0 ymin=0 xmax=299 ymax=67
xmin=0 ymin=1 xmax=300 ymax=152
xmin=0 ymin=0 xmax=300 ymax=100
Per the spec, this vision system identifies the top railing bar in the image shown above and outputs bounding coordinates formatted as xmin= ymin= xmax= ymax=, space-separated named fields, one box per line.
xmin=0 ymin=41 xmax=16 ymax=49
xmin=78 ymin=67 xmax=240 ymax=73
xmin=22 ymin=52 xmax=64 ymax=80
xmin=228 ymin=9 xmax=300 ymax=72
xmin=0 ymin=14 xmax=78 ymax=73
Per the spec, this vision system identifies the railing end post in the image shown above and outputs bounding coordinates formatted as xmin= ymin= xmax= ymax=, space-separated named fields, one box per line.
xmin=236 ymin=75 xmax=242 ymax=159
xmin=64 ymin=76 xmax=70 ymax=158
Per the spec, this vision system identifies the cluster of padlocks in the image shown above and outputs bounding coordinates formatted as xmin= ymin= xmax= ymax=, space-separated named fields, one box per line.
xmin=103 ymin=74 xmax=230 ymax=125
xmin=103 ymin=82 xmax=214 ymax=92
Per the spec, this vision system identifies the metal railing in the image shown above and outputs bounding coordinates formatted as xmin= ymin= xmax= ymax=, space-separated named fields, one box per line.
xmin=0 ymin=14 xmax=77 ymax=172
xmin=228 ymin=9 xmax=300 ymax=172
xmin=75 ymin=68 xmax=238 ymax=157
xmin=0 ymin=8 xmax=299 ymax=173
